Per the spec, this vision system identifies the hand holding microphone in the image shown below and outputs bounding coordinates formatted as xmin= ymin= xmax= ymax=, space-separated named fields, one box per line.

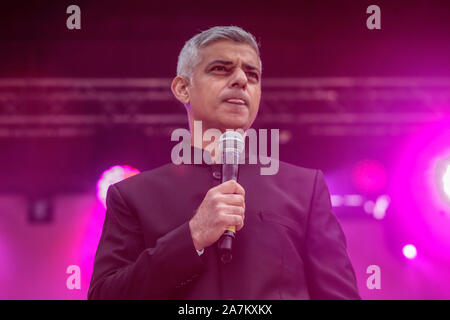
xmin=188 ymin=179 xmax=246 ymax=253
xmin=189 ymin=131 xmax=245 ymax=263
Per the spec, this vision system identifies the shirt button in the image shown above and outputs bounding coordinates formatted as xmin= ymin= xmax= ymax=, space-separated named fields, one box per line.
xmin=212 ymin=171 xmax=221 ymax=180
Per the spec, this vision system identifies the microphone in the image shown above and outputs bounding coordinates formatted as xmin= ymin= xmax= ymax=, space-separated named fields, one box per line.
xmin=217 ymin=131 xmax=245 ymax=264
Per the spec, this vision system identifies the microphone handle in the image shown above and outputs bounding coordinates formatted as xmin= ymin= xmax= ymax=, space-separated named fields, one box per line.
xmin=218 ymin=229 xmax=235 ymax=264
xmin=218 ymin=160 xmax=239 ymax=264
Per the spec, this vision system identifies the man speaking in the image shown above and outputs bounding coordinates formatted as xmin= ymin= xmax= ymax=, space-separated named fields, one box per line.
xmin=88 ymin=26 xmax=360 ymax=299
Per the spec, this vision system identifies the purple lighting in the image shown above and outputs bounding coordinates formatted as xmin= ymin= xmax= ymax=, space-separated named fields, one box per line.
xmin=443 ymin=164 xmax=450 ymax=200
xmin=352 ymin=159 xmax=387 ymax=194
xmin=392 ymin=117 xmax=450 ymax=259
xmin=97 ymin=165 xmax=140 ymax=208
xmin=372 ymin=195 xmax=390 ymax=220
xmin=403 ymin=244 xmax=417 ymax=259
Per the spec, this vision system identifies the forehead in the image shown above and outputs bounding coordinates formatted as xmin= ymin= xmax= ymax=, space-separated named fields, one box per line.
xmin=197 ymin=40 xmax=260 ymax=67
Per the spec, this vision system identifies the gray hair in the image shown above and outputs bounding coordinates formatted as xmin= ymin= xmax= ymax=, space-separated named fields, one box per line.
xmin=176 ymin=26 xmax=262 ymax=81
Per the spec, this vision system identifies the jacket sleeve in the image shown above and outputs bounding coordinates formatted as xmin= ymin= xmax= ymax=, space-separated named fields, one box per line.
xmin=303 ymin=170 xmax=361 ymax=299
xmin=88 ymin=183 xmax=205 ymax=299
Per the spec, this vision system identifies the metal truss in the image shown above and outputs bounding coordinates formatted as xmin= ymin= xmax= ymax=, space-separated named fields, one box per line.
xmin=0 ymin=77 xmax=449 ymax=137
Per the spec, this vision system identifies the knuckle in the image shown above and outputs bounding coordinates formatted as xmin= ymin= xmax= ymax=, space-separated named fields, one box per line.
xmin=205 ymin=191 xmax=214 ymax=201
xmin=211 ymin=193 xmax=221 ymax=203
xmin=217 ymin=213 xmax=227 ymax=224
xmin=215 ymin=203 xmax=225 ymax=213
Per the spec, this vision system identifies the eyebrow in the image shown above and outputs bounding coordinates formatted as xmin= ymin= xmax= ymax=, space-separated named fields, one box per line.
xmin=205 ymin=59 xmax=261 ymax=74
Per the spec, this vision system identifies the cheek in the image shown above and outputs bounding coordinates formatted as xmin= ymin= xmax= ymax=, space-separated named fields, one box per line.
xmin=250 ymin=91 xmax=261 ymax=113
xmin=189 ymin=90 xmax=207 ymax=109
xmin=192 ymin=82 xmax=220 ymax=105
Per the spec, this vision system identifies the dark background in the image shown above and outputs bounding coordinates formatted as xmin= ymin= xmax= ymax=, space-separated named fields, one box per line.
xmin=1 ymin=0 xmax=449 ymax=77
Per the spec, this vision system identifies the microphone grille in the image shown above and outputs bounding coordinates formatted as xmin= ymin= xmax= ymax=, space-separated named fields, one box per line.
xmin=219 ymin=131 xmax=245 ymax=153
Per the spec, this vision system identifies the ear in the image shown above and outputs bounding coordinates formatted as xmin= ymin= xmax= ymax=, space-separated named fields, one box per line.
xmin=171 ymin=76 xmax=190 ymax=105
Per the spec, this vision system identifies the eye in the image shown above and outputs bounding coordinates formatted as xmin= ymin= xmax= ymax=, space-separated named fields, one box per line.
xmin=247 ymin=72 xmax=259 ymax=80
xmin=211 ymin=66 xmax=228 ymax=72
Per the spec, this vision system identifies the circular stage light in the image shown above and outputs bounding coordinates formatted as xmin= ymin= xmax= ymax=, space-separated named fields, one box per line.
xmin=97 ymin=165 xmax=140 ymax=208
xmin=402 ymin=244 xmax=417 ymax=260
xmin=391 ymin=117 xmax=450 ymax=260
xmin=443 ymin=164 xmax=450 ymax=200
xmin=352 ymin=159 xmax=387 ymax=194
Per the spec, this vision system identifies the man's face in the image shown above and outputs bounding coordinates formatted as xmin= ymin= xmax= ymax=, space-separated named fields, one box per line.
xmin=186 ymin=40 xmax=261 ymax=132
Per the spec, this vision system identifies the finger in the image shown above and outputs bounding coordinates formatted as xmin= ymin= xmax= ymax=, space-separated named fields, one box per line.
xmin=220 ymin=205 xmax=245 ymax=217
xmin=217 ymin=180 xmax=245 ymax=196
xmin=227 ymin=215 xmax=243 ymax=230
xmin=220 ymin=194 xmax=245 ymax=208
xmin=220 ymin=213 xmax=244 ymax=228
xmin=236 ymin=222 xmax=244 ymax=231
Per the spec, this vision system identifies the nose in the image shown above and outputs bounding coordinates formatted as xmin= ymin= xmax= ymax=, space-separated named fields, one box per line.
xmin=228 ymin=68 xmax=248 ymax=89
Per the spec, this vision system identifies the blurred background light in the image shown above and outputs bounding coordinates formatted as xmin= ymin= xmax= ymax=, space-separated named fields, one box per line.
xmin=391 ymin=117 xmax=450 ymax=260
xmin=352 ymin=159 xmax=387 ymax=194
xmin=372 ymin=195 xmax=390 ymax=220
xmin=442 ymin=164 xmax=450 ymax=200
xmin=330 ymin=194 xmax=344 ymax=207
xmin=363 ymin=200 xmax=375 ymax=215
xmin=28 ymin=198 xmax=53 ymax=224
xmin=403 ymin=244 xmax=417 ymax=260
xmin=96 ymin=165 xmax=140 ymax=208
xmin=344 ymin=194 xmax=363 ymax=207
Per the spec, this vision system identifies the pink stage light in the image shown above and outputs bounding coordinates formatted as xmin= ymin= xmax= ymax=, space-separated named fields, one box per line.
xmin=352 ymin=159 xmax=387 ymax=194
xmin=97 ymin=165 xmax=140 ymax=208
xmin=81 ymin=164 xmax=140 ymax=287
xmin=391 ymin=117 xmax=450 ymax=259
xmin=402 ymin=244 xmax=417 ymax=259
xmin=372 ymin=195 xmax=390 ymax=220
xmin=443 ymin=164 xmax=450 ymax=200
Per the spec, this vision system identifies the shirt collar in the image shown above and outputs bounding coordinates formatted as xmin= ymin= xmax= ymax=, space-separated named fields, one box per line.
xmin=175 ymin=144 xmax=253 ymax=167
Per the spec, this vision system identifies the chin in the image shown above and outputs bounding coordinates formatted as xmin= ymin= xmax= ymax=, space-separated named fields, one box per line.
xmin=219 ymin=118 xmax=248 ymax=131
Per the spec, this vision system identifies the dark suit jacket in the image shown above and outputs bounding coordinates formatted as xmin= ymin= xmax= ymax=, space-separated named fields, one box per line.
xmin=88 ymin=147 xmax=360 ymax=299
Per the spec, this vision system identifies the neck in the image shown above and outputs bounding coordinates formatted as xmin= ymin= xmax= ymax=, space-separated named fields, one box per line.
xmin=190 ymin=135 xmax=221 ymax=164
xmin=189 ymin=130 xmax=247 ymax=164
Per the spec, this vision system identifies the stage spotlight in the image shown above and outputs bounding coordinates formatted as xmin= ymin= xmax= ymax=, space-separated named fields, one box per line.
xmin=402 ymin=244 xmax=417 ymax=260
xmin=434 ymin=157 xmax=450 ymax=206
xmin=97 ymin=165 xmax=140 ymax=208
xmin=344 ymin=194 xmax=363 ymax=207
xmin=372 ymin=195 xmax=390 ymax=220
xmin=363 ymin=200 xmax=375 ymax=215
xmin=391 ymin=117 xmax=450 ymax=260
xmin=443 ymin=164 xmax=450 ymax=200
xmin=330 ymin=195 xmax=344 ymax=207
xmin=352 ymin=159 xmax=387 ymax=194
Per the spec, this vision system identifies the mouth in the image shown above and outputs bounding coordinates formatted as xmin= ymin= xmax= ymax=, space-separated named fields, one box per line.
xmin=223 ymin=98 xmax=247 ymax=106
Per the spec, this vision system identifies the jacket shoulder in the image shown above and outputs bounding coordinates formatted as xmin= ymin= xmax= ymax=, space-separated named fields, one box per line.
xmin=111 ymin=162 xmax=181 ymax=193
xmin=278 ymin=160 xmax=318 ymax=177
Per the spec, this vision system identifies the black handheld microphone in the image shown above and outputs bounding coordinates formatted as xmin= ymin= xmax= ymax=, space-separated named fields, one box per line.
xmin=217 ymin=131 xmax=245 ymax=264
